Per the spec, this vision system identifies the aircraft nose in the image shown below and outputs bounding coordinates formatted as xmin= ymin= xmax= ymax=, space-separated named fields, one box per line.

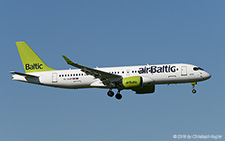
xmin=204 ymin=72 xmax=211 ymax=80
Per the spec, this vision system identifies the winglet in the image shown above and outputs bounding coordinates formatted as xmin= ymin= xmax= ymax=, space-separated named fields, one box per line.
xmin=62 ymin=55 xmax=76 ymax=66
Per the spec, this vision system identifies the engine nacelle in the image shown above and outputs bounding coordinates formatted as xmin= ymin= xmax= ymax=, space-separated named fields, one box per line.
xmin=121 ymin=76 xmax=155 ymax=94
xmin=132 ymin=85 xmax=155 ymax=94
xmin=122 ymin=76 xmax=143 ymax=89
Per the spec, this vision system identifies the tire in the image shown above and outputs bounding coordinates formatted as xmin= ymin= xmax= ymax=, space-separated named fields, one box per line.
xmin=115 ymin=93 xmax=122 ymax=100
xmin=107 ymin=91 xmax=114 ymax=97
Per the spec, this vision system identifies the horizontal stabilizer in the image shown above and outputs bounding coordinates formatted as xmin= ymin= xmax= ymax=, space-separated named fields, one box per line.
xmin=10 ymin=71 xmax=39 ymax=78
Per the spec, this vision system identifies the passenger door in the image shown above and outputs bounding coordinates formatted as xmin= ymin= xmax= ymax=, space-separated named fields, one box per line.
xmin=52 ymin=73 xmax=58 ymax=83
xmin=181 ymin=66 xmax=187 ymax=76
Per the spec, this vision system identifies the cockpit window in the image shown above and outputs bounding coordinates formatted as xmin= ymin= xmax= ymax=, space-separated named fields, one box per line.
xmin=198 ymin=67 xmax=204 ymax=70
xmin=193 ymin=67 xmax=204 ymax=71
xmin=193 ymin=67 xmax=198 ymax=71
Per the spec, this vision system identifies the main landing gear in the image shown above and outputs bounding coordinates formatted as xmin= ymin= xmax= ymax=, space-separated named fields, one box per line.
xmin=107 ymin=89 xmax=114 ymax=97
xmin=107 ymin=89 xmax=122 ymax=100
xmin=115 ymin=90 xmax=122 ymax=100
xmin=191 ymin=82 xmax=197 ymax=94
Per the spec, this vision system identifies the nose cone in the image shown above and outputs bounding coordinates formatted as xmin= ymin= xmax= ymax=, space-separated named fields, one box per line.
xmin=203 ymin=72 xmax=211 ymax=80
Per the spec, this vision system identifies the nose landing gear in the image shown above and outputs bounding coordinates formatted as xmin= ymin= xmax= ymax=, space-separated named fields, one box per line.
xmin=192 ymin=89 xmax=197 ymax=94
xmin=191 ymin=82 xmax=197 ymax=94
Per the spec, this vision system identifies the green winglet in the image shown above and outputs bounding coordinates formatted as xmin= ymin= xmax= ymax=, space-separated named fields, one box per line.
xmin=62 ymin=55 xmax=84 ymax=69
xmin=62 ymin=55 xmax=75 ymax=65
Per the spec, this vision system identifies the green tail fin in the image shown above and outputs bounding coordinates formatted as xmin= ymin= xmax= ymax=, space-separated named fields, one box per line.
xmin=16 ymin=41 xmax=55 ymax=73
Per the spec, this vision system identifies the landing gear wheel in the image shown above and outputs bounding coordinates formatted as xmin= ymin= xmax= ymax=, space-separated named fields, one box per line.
xmin=115 ymin=93 xmax=122 ymax=100
xmin=192 ymin=89 xmax=197 ymax=94
xmin=107 ymin=90 xmax=114 ymax=97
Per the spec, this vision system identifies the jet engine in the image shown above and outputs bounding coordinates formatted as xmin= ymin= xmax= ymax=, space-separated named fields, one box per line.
xmin=122 ymin=76 xmax=143 ymax=89
xmin=132 ymin=85 xmax=155 ymax=94
xmin=121 ymin=76 xmax=155 ymax=94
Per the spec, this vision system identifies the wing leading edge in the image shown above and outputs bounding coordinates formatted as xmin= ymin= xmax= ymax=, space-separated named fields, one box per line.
xmin=62 ymin=55 xmax=122 ymax=85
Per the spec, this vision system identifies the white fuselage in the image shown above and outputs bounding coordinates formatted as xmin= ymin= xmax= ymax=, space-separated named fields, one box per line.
xmin=12 ymin=63 xmax=211 ymax=89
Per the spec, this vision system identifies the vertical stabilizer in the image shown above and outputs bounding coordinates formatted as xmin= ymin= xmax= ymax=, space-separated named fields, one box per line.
xmin=16 ymin=41 xmax=55 ymax=73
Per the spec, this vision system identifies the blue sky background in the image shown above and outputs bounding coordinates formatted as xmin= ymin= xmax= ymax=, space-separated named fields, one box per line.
xmin=1 ymin=0 xmax=224 ymax=140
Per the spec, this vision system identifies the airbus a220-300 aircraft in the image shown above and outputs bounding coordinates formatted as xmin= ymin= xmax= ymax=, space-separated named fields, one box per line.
xmin=10 ymin=42 xmax=211 ymax=100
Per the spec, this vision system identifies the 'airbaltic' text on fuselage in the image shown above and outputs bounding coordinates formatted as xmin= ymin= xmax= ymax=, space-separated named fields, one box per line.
xmin=138 ymin=65 xmax=177 ymax=74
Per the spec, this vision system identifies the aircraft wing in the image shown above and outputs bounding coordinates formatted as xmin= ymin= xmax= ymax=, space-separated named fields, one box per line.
xmin=62 ymin=55 xmax=122 ymax=85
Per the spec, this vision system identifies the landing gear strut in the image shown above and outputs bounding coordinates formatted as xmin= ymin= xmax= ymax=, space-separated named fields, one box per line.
xmin=191 ymin=82 xmax=197 ymax=94
xmin=115 ymin=90 xmax=122 ymax=100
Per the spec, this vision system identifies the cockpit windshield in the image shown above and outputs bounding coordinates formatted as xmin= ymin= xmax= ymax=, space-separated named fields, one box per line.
xmin=193 ymin=67 xmax=204 ymax=71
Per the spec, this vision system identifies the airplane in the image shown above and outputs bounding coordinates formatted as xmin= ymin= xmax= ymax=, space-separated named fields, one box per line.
xmin=10 ymin=41 xmax=211 ymax=100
